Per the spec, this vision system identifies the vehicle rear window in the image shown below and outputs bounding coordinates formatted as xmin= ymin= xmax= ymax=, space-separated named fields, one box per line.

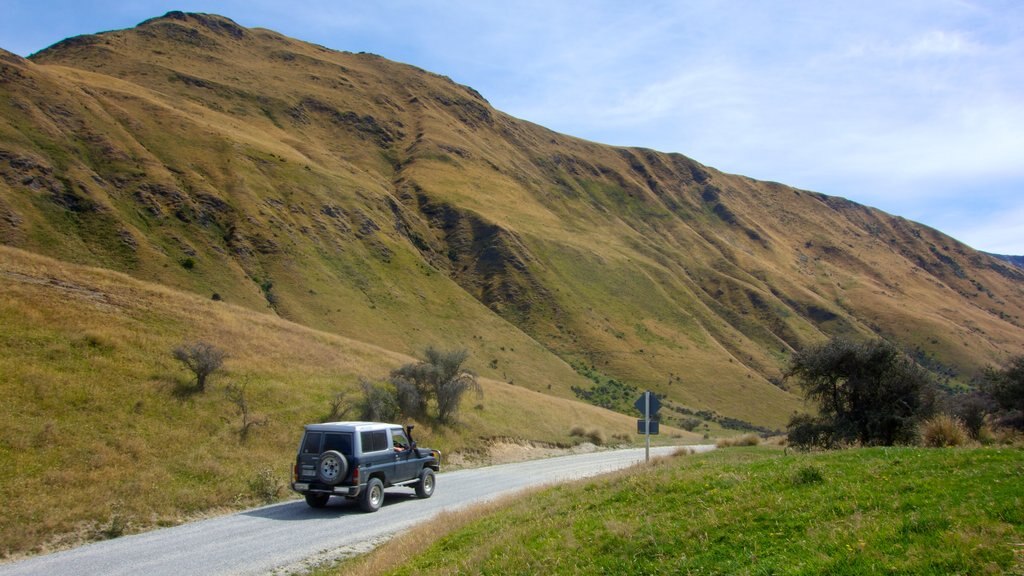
xmin=360 ymin=430 xmax=388 ymax=452
xmin=301 ymin=432 xmax=322 ymax=454
xmin=324 ymin=432 xmax=353 ymax=454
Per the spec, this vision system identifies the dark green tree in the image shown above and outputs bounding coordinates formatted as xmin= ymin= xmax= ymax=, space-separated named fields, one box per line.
xmin=786 ymin=337 xmax=935 ymax=447
xmin=984 ymin=355 xmax=1024 ymax=428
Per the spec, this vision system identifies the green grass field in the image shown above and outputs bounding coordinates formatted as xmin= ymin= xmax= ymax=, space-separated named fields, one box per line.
xmin=342 ymin=446 xmax=1024 ymax=575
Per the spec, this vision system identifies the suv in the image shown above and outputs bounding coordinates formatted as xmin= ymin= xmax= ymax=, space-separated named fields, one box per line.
xmin=291 ymin=421 xmax=440 ymax=512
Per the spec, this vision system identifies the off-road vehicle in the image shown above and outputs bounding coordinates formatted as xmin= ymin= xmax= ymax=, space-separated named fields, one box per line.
xmin=291 ymin=421 xmax=440 ymax=512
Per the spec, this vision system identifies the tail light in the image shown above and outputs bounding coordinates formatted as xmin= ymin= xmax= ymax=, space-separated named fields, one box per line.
xmin=352 ymin=466 xmax=359 ymax=483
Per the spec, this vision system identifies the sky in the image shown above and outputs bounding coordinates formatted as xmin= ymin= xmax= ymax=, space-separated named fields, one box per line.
xmin=3 ymin=1 xmax=1023 ymax=254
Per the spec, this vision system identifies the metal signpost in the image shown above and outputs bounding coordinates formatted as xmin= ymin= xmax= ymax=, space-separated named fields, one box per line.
xmin=634 ymin=390 xmax=661 ymax=462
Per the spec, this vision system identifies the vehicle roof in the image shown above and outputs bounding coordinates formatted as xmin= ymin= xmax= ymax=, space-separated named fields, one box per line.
xmin=304 ymin=421 xmax=403 ymax=432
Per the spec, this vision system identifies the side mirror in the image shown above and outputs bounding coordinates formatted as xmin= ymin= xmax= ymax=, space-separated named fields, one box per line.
xmin=406 ymin=424 xmax=417 ymax=449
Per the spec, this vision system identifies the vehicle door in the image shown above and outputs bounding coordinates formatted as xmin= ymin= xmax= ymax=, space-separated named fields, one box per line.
xmin=390 ymin=427 xmax=420 ymax=482
xmin=359 ymin=429 xmax=393 ymax=483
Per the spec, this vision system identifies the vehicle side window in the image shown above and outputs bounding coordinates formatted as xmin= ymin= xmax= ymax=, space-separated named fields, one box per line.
xmin=360 ymin=430 xmax=389 ymax=452
xmin=324 ymin=432 xmax=352 ymax=454
xmin=391 ymin=429 xmax=409 ymax=450
xmin=301 ymin=432 xmax=322 ymax=454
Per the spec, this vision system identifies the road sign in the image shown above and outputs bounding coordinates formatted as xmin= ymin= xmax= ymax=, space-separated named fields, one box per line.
xmin=634 ymin=391 xmax=661 ymax=416
xmin=637 ymin=419 xmax=660 ymax=435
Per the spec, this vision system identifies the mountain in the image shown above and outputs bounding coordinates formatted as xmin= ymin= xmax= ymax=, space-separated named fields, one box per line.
xmin=989 ymin=253 xmax=1024 ymax=269
xmin=3 ymin=12 xmax=1024 ymax=433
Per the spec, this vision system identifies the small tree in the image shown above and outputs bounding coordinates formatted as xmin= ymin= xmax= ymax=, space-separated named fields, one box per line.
xmin=391 ymin=347 xmax=482 ymax=424
xmin=224 ymin=381 xmax=267 ymax=442
xmin=786 ymin=337 xmax=934 ymax=447
xmin=172 ymin=341 xmax=227 ymax=392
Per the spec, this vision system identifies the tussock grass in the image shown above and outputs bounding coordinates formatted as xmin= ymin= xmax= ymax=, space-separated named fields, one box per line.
xmin=715 ymin=432 xmax=761 ymax=447
xmin=919 ymin=414 xmax=971 ymax=448
xmin=347 ymin=447 xmax=1024 ymax=575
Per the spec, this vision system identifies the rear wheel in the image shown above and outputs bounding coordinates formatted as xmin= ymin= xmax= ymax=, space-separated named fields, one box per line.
xmin=304 ymin=493 xmax=330 ymax=508
xmin=415 ymin=468 xmax=435 ymax=499
xmin=360 ymin=478 xmax=384 ymax=512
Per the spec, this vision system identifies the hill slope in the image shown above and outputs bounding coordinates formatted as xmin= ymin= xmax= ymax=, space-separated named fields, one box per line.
xmin=1 ymin=245 xmax=678 ymax=556
xmin=3 ymin=11 xmax=1024 ymax=432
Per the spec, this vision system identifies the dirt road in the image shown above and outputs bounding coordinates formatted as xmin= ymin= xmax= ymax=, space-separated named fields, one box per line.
xmin=0 ymin=445 xmax=712 ymax=575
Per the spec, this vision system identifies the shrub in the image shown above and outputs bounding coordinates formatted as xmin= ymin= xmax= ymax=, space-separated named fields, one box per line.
xmin=680 ymin=417 xmax=702 ymax=432
xmin=569 ymin=426 xmax=606 ymax=445
xmin=716 ymin=433 xmax=760 ymax=448
xmin=585 ymin=428 xmax=607 ymax=445
xmin=224 ymin=381 xmax=267 ymax=442
xmin=391 ymin=347 xmax=481 ymax=424
xmin=324 ymin=390 xmax=353 ymax=422
xmin=792 ymin=465 xmax=824 ymax=486
xmin=786 ymin=337 xmax=935 ymax=446
xmin=786 ymin=413 xmax=835 ymax=450
xmin=249 ymin=467 xmax=283 ymax=503
xmin=358 ymin=378 xmax=400 ymax=422
xmin=919 ymin=414 xmax=970 ymax=447
xmin=984 ymin=355 xmax=1024 ymax=430
xmin=172 ymin=340 xmax=227 ymax=392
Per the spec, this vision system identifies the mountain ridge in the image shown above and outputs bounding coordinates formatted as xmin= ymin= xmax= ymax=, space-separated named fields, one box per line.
xmin=3 ymin=12 xmax=1023 ymax=429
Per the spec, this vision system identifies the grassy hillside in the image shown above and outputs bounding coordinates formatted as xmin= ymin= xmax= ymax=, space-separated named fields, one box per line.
xmin=0 ymin=246 xmax=697 ymax=557
xmin=340 ymin=446 xmax=1024 ymax=575
xmin=2 ymin=12 xmax=1022 ymax=436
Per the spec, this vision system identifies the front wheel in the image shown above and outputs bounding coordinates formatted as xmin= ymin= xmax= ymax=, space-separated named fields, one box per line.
xmin=415 ymin=468 xmax=435 ymax=499
xmin=304 ymin=493 xmax=330 ymax=508
xmin=360 ymin=478 xmax=384 ymax=512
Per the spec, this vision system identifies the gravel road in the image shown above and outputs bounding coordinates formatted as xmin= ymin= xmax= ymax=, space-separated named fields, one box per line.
xmin=0 ymin=445 xmax=713 ymax=576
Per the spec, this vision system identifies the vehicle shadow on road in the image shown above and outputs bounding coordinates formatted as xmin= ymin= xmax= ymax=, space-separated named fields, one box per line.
xmin=241 ymin=491 xmax=420 ymax=521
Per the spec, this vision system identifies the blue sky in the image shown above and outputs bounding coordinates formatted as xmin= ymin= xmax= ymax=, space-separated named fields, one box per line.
xmin=3 ymin=1 xmax=1023 ymax=254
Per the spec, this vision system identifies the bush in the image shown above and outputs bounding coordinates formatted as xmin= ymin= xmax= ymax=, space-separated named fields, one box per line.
xmin=716 ymin=433 xmax=760 ymax=448
xmin=786 ymin=413 xmax=835 ymax=450
xmin=391 ymin=347 xmax=481 ymax=424
xmin=919 ymin=414 xmax=970 ymax=447
xmin=172 ymin=340 xmax=227 ymax=392
xmin=358 ymin=378 xmax=400 ymax=422
xmin=984 ymin=355 xmax=1024 ymax=430
xmin=569 ymin=426 xmax=606 ymax=445
xmin=791 ymin=465 xmax=825 ymax=486
xmin=249 ymin=468 xmax=283 ymax=503
xmin=786 ymin=337 xmax=934 ymax=446
xmin=586 ymin=428 xmax=607 ymax=445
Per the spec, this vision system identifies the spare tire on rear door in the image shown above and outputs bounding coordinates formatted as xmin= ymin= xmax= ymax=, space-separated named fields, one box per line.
xmin=317 ymin=450 xmax=348 ymax=485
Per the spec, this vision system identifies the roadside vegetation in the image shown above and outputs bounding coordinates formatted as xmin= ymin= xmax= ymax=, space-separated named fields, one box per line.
xmin=336 ymin=446 xmax=1024 ymax=575
xmin=786 ymin=337 xmax=1024 ymax=450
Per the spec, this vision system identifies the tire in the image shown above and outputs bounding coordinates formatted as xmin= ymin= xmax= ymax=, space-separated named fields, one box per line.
xmin=317 ymin=450 xmax=348 ymax=485
xmin=359 ymin=477 xmax=384 ymax=512
xmin=304 ymin=493 xmax=330 ymax=508
xmin=415 ymin=468 xmax=435 ymax=499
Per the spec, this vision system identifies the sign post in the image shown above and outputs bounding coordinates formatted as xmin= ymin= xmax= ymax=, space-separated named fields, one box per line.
xmin=634 ymin=391 xmax=661 ymax=462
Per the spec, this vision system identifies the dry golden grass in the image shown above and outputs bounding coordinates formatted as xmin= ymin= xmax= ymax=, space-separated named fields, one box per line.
xmin=919 ymin=414 xmax=971 ymax=447
xmin=715 ymin=433 xmax=762 ymax=448
xmin=0 ymin=246 xmax=695 ymax=557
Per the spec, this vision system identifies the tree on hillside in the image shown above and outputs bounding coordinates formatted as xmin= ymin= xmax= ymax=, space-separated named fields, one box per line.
xmin=786 ymin=337 xmax=935 ymax=448
xmin=172 ymin=340 xmax=227 ymax=392
xmin=391 ymin=347 xmax=482 ymax=424
xmin=983 ymin=355 xmax=1024 ymax=429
